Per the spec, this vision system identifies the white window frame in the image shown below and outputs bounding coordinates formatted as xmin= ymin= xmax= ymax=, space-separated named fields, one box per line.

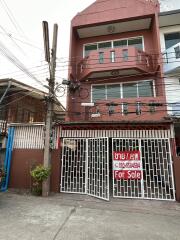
xmin=91 ymin=79 xmax=154 ymax=102
xmin=83 ymin=36 xmax=145 ymax=58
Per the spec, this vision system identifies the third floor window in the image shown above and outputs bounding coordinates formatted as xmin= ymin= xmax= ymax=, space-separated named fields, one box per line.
xmin=164 ymin=32 xmax=180 ymax=49
xmin=84 ymin=36 xmax=143 ymax=57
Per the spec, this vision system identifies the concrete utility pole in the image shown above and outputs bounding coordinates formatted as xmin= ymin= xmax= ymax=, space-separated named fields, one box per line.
xmin=42 ymin=21 xmax=58 ymax=197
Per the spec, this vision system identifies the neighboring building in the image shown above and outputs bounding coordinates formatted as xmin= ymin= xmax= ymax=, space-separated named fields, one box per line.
xmin=0 ymin=78 xmax=65 ymax=126
xmin=159 ymin=9 xmax=180 ymax=155
xmin=0 ymin=78 xmax=65 ymax=190
xmin=59 ymin=0 xmax=176 ymax=201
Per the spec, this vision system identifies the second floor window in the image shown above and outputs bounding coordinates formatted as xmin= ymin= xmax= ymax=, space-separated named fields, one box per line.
xmin=92 ymin=80 xmax=154 ymax=102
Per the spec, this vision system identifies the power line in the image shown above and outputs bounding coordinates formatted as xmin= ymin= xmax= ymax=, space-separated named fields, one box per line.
xmin=0 ymin=24 xmax=27 ymax=56
xmin=0 ymin=30 xmax=42 ymax=51
xmin=0 ymin=63 xmax=48 ymax=77
xmin=56 ymin=50 xmax=180 ymax=63
xmin=0 ymin=39 xmax=47 ymax=87
xmin=0 ymin=103 xmax=179 ymax=115
xmin=0 ymin=0 xmax=27 ymax=39
xmin=56 ymin=59 xmax=180 ymax=71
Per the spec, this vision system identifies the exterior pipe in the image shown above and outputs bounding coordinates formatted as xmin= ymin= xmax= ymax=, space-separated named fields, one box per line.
xmin=1 ymin=127 xmax=14 ymax=192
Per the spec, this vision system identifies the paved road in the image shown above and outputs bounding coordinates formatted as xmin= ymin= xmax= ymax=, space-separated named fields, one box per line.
xmin=0 ymin=191 xmax=180 ymax=240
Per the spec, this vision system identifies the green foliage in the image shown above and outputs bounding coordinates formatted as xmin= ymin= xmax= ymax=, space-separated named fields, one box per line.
xmin=30 ymin=165 xmax=51 ymax=183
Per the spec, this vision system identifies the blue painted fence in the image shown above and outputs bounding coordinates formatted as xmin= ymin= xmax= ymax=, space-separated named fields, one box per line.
xmin=0 ymin=127 xmax=14 ymax=192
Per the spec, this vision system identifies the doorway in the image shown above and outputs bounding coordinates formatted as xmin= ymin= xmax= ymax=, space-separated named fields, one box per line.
xmin=61 ymin=138 xmax=109 ymax=201
xmin=60 ymin=137 xmax=175 ymax=201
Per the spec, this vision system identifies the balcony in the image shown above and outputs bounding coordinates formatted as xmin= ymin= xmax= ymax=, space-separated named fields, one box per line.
xmin=163 ymin=42 xmax=180 ymax=74
xmin=81 ymin=97 xmax=167 ymax=122
xmin=77 ymin=47 xmax=156 ymax=81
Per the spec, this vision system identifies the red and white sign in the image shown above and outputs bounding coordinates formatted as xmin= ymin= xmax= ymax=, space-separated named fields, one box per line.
xmin=113 ymin=151 xmax=142 ymax=180
xmin=113 ymin=151 xmax=140 ymax=161
xmin=114 ymin=170 xmax=142 ymax=180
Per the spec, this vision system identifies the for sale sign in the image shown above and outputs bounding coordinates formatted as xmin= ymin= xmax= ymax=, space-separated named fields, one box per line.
xmin=113 ymin=151 xmax=140 ymax=161
xmin=113 ymin=151 xmax=142 ymax=180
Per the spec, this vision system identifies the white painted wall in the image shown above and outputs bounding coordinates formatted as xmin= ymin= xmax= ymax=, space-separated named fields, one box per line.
xmin=164 ymin=77 xmax=180 ymax=116
xmin=160 ymin=26 xmax=180 ymax=116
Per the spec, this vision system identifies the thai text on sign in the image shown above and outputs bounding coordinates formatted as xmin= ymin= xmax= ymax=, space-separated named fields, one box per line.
xmin=113 ymin=151 xmax=140 ymax=161
xmin=113 ymin=151 xmax=142 ymax=180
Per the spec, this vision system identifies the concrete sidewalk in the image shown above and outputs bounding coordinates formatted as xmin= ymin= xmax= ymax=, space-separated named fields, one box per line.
xmin=0 ymin=191 xmax=180 ymax=240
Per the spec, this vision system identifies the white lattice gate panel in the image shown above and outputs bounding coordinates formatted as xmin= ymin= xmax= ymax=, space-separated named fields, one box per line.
xmin=141 ymin=139 xmax=175 ymax=200
xmin=61 ymin=138 xmax=86 ymax=194
xmin=112 ymin=139 xmax=143 ymax=198
xmin=87 ymin=138 xmax=109 ymax=201
xmin=13 ymin=125 xmax=44 ymax=149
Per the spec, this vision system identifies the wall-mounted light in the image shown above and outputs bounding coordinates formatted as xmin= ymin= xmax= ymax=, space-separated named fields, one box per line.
xmin=91 ymin=106 xmax=100 ymax=118
xmin=91 ymin=113 xmax=101 ymax=118
xmin=81 ymin=103 xmax=95 ymax=107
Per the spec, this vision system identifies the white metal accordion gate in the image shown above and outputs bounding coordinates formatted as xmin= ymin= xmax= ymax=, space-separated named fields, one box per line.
xmin=112 ymin=138 xmax=175 ymax=201
xmin=61 ymin=136 xmax=175 ymax=201
xmin=61 ymin=138 xmax=109 ymax=200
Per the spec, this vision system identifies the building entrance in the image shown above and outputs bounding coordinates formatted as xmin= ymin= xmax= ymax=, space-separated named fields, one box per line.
xmin=60 ymin=137 xmax=175 ymax=201
xmin=61 ymin=138 xmax=109 ymax=200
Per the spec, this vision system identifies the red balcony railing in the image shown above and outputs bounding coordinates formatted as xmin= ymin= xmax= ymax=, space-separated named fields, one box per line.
xmin=73 ymin=96 xmax=167 ymax=122
xmin=77 ymin=47 xmax=156 ymax=81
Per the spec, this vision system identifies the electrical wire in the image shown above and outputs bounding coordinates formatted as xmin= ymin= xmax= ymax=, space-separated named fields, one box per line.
xmin=0 ymin=24 xmax=27 ymax=56
xmin=0 ymin=39 xmax=47 ymax=87
xmin=0 ymin=104 xmax=179 ymax=116
xmin=55 ymin=59 xmax=180 ymax=72
xmin=0 ymin=63 xmax=49 ymax=77
xmin=0 ymin=29 xmax=42 ymax=51
xmin=56 ymin=50 xmax=180 ymax=63
xmin=0 ymin=0 xmax=27 ymax=39
xmin=0 ymin=31 xmax=42 ymax=51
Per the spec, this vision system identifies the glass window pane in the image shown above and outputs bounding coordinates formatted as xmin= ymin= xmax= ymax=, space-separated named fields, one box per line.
xmin=113 ymin=40 xmax=127 ymax=48
xmin=128 ymin=37 xmax=143 ymax=50
xmin=99 ymin=52 xmax=104 ymax=63
xmin=85 ymin=44 xmax=97 ymax=56
xmin=123 ymin=82 xmax=137 ymax=98
xmin=107 ymin=84 xmax=120 ymax=99
xmin=122 ymin=49 xmax=128 ymax=61
xmin=110 ymin=51 xmax=115 ymax=62
xmin=165 ymin=32 xmax=180 ymax=49
xmin=98 ymin=41 xmax=112 ymax=49
xmin=92 ymin=85 xmax=106 ymax=102
xmin=138 ymin=81 xmax=153 ymax=97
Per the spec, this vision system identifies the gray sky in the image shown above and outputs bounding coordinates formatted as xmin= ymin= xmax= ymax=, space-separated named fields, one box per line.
xmin=0 ymin=0 xmax=179 ymax=106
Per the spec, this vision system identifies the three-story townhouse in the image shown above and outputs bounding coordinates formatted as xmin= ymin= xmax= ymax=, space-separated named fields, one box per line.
xmin=60 ymin=0 xmax=176 ymax=201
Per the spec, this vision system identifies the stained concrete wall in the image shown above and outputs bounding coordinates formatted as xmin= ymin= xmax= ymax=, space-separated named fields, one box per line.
xmin=9 ymin=149 xmax=61 ymax=193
